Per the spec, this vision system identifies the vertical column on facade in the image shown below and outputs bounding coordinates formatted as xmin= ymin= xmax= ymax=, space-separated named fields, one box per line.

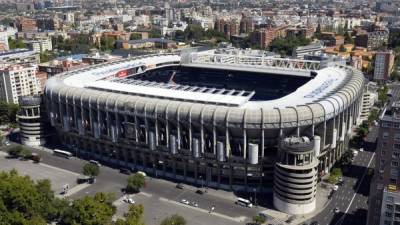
xmin=189 ymin=105 xmax=194 ymax=153
xmin=133 ymin=101 xmax=139 ymax=143
xmin=200 ymin=106 xmax=205 ymax=155
xmin=260 ymin=108 xmax=265 ymax=158
xmin=154 ymin=103 xmax=159 ymax=147
xmin=165 ymin=103 xmax=170 ymax=148
xmin=243 ymin=109 xmax=248 ymax=190
xmin=176 ymin=104 xmax=181 ymax=151
xmin=144 ymin=102 xmax=149 ymax=145
xmin=212 ymin=108 xmax=217 ymax=155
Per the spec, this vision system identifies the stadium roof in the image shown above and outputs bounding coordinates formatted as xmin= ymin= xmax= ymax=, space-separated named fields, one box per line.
xmin=54 ymin=53 xmax=360 ymax=111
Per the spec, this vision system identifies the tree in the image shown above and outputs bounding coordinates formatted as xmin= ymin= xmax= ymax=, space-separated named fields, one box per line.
xmin=100 ymin=36 xmax=116 ymax=51
xmin=344 ymin=31 xmax=353 ymax=44
xmin=314 ymin=23 xmax=321 ymax=39
xmin=149 ymin=29 xmax=162 ymax=38
xmin=367 ymin=108 xmax=379 ymax=125
xmin=269 ymin=36 xmax=311 ymax=56
xmin=252 ymin=215 xmax=266 ymax=225
xmin=82 ymin=163 xmax=100 ymax=178
xmin=0 ymin=170 xmax=62 ymax=224
xmin=115 ymin=204 xmax=145 ymax=225
xmin=8 ymin=37 xmax=26 ymax=49
xmin=339 ymin=44 xmax=346 ymax=52
xmin=130 ymin=33 xmax=142 ymax=40
xmin=327 ymin=167 xmax=342 ymax=184
xmin=378 ymin=85 xmax=389 ymax=107
xmin=0 ymin=100 xmax=20 ymax=125
xmin=160 ymin=214 xmax=186 ymax=225
xmin=59 ymin=193 xmax=116 ymax=225
xmin=126 ymin=173 xmax=145 ymax=193
xmin=356 ymin=120 xmax=370 ymax=138
xmin=7 ymin=145 xmax=24 ymax=157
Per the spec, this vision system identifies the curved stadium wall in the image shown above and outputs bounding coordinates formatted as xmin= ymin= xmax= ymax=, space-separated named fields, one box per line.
xmin=44 ymin=52 xmax=364 ymax=213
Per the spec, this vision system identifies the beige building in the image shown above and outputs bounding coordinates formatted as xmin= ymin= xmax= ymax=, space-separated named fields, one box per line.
xmin=0 ymin=64 xmax=40 ymax=104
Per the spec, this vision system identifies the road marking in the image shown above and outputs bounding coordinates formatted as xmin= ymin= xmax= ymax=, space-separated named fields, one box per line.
xmin=159 ymin=197 xmax=247 ymax=223
xmin=335 ymin=152 xmax=375 ymax=225
xmin=139 ymin=192 xmax=152 ymax=197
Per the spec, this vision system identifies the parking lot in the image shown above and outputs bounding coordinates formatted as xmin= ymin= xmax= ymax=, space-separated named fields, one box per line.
xmin=0 ymin=151 xmax=80 ymax=195
xmin=113 ymin=192 xmax=246 ymax=225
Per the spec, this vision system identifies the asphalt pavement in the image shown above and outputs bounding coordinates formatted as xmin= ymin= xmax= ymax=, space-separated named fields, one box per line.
xmin=307 ymin=150 xmax=375 ymax=225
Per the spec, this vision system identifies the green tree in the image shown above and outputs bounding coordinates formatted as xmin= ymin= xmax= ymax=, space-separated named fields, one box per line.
xmin=378 ymin=85 xmax=389 ymax=106
xmin=160 ymin=214 xmax=186 ymax=225
xmin=356 ymin=121 xmax=370 ymax=138
xmin=368 ymin=108 xmax=379 ymax=124
xmin=60 ymin=193 xmax=116 ymax=225
xmin=269 ymin=36 xmax=311 ymax=56
xmin=7 ymin=145 xmax=24 ymax=157
xmin=252 ymin=214 xmax=266 ymax=225
xmin=344 ymin=31 xmax=353 ymax=44
xmin=115 ymin=204 xmax=145 ymax=225
xmin=100 ymin=36 xmax=116 ymax=51
xmin=82 ymin=163 xmax=100 ymax=178
xmin=0 ymin=100 xmax=19 ymax=125
xmin=126 ymin=173 xmax=145 ymax=193
xmin=339 ymin=44 xmax=346 ymax=52
xmin=130 ymin=33 xmax=142 ymax=40
xmin=327 ymin=167 xmax=342 ymax=184
xmin=149 ymin=29 xmax=162 ymax=38
xmin=314 ymin=23 xmax=321 ymax=39
xmin=8 ymin=37 xmax=26 ymax=49
xmin=0 ymin=170 xmax=61 ymax=224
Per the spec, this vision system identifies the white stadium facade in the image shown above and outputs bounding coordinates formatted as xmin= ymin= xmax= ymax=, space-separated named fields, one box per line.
xmin=44 ymin=50 xmax=365 ymax=214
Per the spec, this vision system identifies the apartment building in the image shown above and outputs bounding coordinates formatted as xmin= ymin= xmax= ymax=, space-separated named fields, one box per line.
xmin=0 ymin=65 xmax=40 ymax=104
xmin=368 ymin=99 xmax=400 ymax=225
xmin=374 ymin=51 xmax=395 ymax=82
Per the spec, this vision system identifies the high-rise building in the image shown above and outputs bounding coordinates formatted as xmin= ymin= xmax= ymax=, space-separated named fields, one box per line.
xmin=0 ymin=64 xmax=40 ymax=104
xmin=368 ymin=99 xmax=400 ymax=225
xmin=374 ymin=51 xmax=395 ymax=82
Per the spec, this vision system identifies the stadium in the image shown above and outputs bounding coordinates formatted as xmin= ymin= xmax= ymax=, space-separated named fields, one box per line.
xmin=44 ymin=49 xmax=365 ymax=214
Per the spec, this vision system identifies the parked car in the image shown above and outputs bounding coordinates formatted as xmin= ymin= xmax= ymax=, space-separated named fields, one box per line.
xmin=120 ymin=168 xmax=131 ymax=175
xmin=195 ymin=189 xmax=204 ymax=195
xmin=333 ymin=185 xmax=339 ymax=191
xmin=176 ymin=183 xmax=184 ymax=189
xmin=89 ymin=160 xmax=101 ymax=167
xmin=124 ymin=197 xmax=135 ymax=204
xmin=137 ymin=171 xmax=146 ymax=177
xmin=334 ymin=207 xmax=340 ymax=213
xmin=181 ymin=199 xmax=189 ymax=205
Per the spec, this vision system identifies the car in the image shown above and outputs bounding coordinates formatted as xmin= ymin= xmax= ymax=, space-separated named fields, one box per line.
xmin=120 ymin=168 xmax=131 ymax=175
xmin=334 ymin=207 xmax=340 ymax=213
xmin=359 ymin=148 xmax=364 ymax=152
xmin=195 ymin=189 xmax=204 ymax=195
xmin=181 ymin=199 xmax=189 ymax=205
xmin=137 ymin=171 xmax=146 ymax=177
xmin=352 ymin=150 xmax=358 ymax=156
xmin=5 ymin=141 xmax=10 ymax=146
xmin=123 ymin=197 xmax=135 ymax=204
xmin=333 ymin=185 xmax=339 ymax=191
xmin=89 ymin=160 xmax=101 ymax=167
xmin=310 ymin=222 xmax=319 ymax=225
xmin=192 ymin=202 xmax=198 ymax=207
xmin=176 ymin=183 xmax=184 ymax=189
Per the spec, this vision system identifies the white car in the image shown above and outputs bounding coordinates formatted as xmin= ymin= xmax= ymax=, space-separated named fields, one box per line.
xmin=124 ymin=198 xmax=135 ymax=204
xmin=5 ymin=141 xmax=10 ymax=146
xmin=359 ymin=148 xmax=364 ymax=152
xmin=181 ymin=199 xmax=190 ymax=205
xmin=333 ymin=185 xmax=339 ymax=191
xmin=137 ymin=171 xmax=147 ymax=177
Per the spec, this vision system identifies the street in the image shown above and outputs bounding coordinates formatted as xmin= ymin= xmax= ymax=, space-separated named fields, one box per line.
xmin=307 ymin=150 xmax=375 ymax=225
xmin=0 ymin=143 xmax=261 ymax=225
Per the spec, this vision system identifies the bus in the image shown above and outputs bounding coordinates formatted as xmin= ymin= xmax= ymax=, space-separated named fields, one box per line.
xmin=236 ymin=198 xmax=253 ymax=208
xmin=53 ymin=149 xmax=73 ymax=159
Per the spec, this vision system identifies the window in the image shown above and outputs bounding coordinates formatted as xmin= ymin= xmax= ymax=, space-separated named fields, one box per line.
xmin=388 ymin=204 xmax=394 ymax=210
xmin=383 ymin=123 xmax=392 ymax=128
xmin=396 ymin=204 xmax=400 ymax=211
xmin=387 ymin=196 xmax=395 ymax=203
xmin=382 ymin=150 xmax=386 ymax=155
xmin=390 ymin=178 xmax=397 ymax=184
xmin=383 ymin=132 xmax=390 ymax=139
xmin=393 ymin=161 xmax=399 ymax=167
xmin=385 ymin=221 xmax=392 ymax=225
xmin=395 ymin=144 xmax=400 ymax=150
xmin=386 ymin=211 xmax=393 ymax=217
xmin=394 ymin=152 xmax=400 ymax=158
xmin=395 ymin=133 xmax=400 ymax=142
